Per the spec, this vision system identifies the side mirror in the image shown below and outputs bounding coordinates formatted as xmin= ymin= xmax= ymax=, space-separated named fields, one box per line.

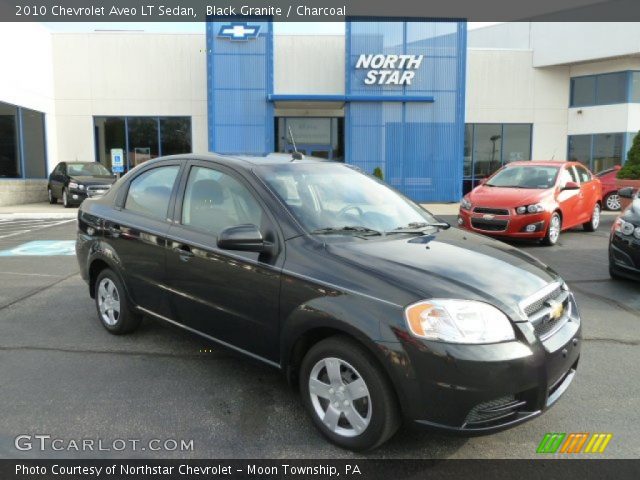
xmin=217 ymin=224 xmax=274 ymax=254
xmin=562 ymin=181 xmax=580 ymax=191
xmin=618 ymin=187 xmax=635 ymax=199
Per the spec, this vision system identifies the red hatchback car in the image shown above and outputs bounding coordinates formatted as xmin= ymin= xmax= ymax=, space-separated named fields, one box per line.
xmin=458 ymin=161 xmax=602 ymax=246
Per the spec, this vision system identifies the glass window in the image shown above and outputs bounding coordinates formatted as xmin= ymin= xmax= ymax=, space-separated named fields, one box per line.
xmin=463 ymin=124 xmax=472 ymax=177
xmin=592 ymin=133 xmax=623 ymax=172
xmin=182 ymin=166 xmax=263 ymax=237
xmin=67 ymin=162 xmax=111 ymax=177
xmin=575 ymin=165 xmax=592 ymax=183
xmin=127 ymin=118 xmax=159 ymax=167
xmin=472 ymin=124 xmax=502 ymax=181
xmin=596 ymin=72 xmax=628 ymax=105
xmin=486 ymin=165 xmax=559 ymax=189
xmin=632 ymin=72 xmax=640 ymax=103
xmin=94 ymin=117 xmax=126 ymax=171
xmin=0 ymin=102 xmax=20 ymax=178
xmin=160 ymin=117 xmax=192 ymax=156
xmin=501 ymin=125 xmax=531 ymax=163
xmin=125 ymin=166 xmax=179 ymax=220
xmin=558 ymin=167 xmax=576 ymax=188
xmin=568 ymin=135 xmax=592 ymax=165
xmin=21 ymin=108 xmax=46 ymax=179
xmin=570 ymin=76 xmax=596 ymax=106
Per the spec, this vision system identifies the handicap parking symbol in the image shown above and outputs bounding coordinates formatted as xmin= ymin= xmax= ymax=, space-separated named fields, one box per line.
xmin=0 ymin=241 xmax=76 ymax=257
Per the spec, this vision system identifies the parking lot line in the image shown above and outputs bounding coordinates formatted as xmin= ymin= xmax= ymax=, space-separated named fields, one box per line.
xmin=0 ymin=219 xmax=75 ymax=240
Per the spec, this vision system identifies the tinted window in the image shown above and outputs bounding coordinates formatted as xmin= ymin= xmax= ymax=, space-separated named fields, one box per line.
xmin=593 ymin=133 xmax=624 ymax=172
xmin=181 ymin=166 xmax=263 ymax=237
xmin=596 ymin=72 xmax=628 ymax=105
xmin=472 ymin=124 xmax=502 ymax=180
xmin=21 ymin=108 xmax=46 ymax=179
xmin=632 ymin=72 xmax=640 ymax=103
xmin=568 ymin=135 xmax=592 ymax=165
xmin=0 ymin=102 xmax=20 ymax=178
xmin=125 ymin=166 xmax=179 ymax=220
xmin=570 ymin=76 xmax=596 ymax=106
xmin=575 ymin=165 xmax=592 ymax=183
xmin=501 ymin=124 xmax=531 ymax=163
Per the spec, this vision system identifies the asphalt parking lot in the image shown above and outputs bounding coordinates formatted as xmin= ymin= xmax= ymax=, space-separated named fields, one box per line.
xmin=0 ymin=208 xmax=638 ymax=459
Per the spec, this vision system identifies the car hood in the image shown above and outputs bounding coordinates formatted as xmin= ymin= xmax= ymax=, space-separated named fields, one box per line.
xmin=324 ymin=228 xmax=559 ymax=319
xmin=469 ymin=185 xmax=550 ymax=207
xmin=71 ymin=176 xmax=116 ymax=185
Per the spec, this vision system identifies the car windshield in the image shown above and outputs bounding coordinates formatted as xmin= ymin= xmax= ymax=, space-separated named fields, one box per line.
xmin=67 ymin=163 xmax=111 ymax=176
xmin=485 ymin=165 xmax=559 ymax=189
xmin=257 ymin=162 xmax=437 ymax=235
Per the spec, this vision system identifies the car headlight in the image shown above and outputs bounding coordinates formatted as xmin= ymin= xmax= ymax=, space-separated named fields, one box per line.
xmin=68 ymin=182 xmax=78 ymax=189
xmin=616 ymin=219 xmax=636 ymax=236
xmin=460 ymin=197 xmax=472 ymax=210
xmin=516 ymin=204 xmax=544 ymax=214
xmin=404 ymin=299 xmax=515 ymax=344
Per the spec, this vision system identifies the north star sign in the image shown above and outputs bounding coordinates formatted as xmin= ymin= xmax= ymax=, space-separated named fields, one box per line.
xmin=355 ymin=54 xmax=424 ymax=85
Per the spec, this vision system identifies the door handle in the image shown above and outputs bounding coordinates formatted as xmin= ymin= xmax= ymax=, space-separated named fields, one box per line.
xmin=173 ymin=245 xmax=194 ymax=261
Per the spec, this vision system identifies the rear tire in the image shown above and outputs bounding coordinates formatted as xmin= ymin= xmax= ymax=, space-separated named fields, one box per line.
xmin=94 ymin=268 xmax=142 ymax=335
xmin=299 ymin=336 xmax=400 ymax=451
xmin=583 ymin=203 xmax=601 ymax=232
xmin=541 ymin=212 xmax=562 ymax=246
xmin=604 ymin=192 xmax=621 ymax=211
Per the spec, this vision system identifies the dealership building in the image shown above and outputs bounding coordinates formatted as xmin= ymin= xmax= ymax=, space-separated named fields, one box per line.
xmin=1 ymin=21 xmax=640 ymax=206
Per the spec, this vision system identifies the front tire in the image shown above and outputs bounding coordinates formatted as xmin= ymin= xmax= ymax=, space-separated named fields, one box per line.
xmin=47 ymin=187 xmax=57 ymax=204
xmin=542 ymin=212 xmax=562 ymax=246
xmin=583 ymin=203 xmax=601 ymax=232
xmin=94 ymin=268 xmax=142 ymax=334
xmin=62 ymin=188 xmax=71 ymax=208
xmin=299 ymin=336 xmax=400 ymax=451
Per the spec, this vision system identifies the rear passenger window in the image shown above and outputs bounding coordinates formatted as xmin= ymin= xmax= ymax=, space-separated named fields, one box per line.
xmin=125 ymin=166 xmax=179 ymax=220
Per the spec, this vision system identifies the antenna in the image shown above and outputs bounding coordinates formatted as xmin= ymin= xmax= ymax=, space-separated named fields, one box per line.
xmin=288 ymin=126 xmax=303 ymax=161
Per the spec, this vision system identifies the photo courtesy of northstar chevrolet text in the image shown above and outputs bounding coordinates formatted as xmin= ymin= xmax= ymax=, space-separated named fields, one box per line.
xmin=0 ymin=0 xmax=639 ymax=478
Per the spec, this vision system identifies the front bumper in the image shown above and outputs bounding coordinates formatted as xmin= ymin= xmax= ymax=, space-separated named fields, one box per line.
xmin=458 ymin=208 xmax=549 ymax=239
xmin=384 ymin=294 xmax=581 ymax=434
xmin=609 ymin=232 xmax=640 ymax=280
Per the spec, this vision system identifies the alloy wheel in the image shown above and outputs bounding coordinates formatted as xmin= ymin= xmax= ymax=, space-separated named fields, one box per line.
xmin=549 ymin=214 xmax=561 ymax=244
xmin=97 ymin=278 xmax=121 ymax=326
xmin=308 ymin=357 xmax=372 ymax=437
xmin=606 ymin=194 xmax=620 ymax=211
xmin=591 ymin=204 xmax=601 ymax=230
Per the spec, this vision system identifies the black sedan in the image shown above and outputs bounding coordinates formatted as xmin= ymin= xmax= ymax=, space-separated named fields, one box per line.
xmin=610 ymin=187 xmax=640 ymax=280
xmin=48 ymin=162 xmax=116 ymax=208
xmin=76 ymin=153 xmax=581 ymax=450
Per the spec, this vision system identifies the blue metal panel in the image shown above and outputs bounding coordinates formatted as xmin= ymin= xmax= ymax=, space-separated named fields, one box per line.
xmin=206 ymin=21 xmax=273 ymax=155
xmin=345 ymin=20 xmax=466 ymax=202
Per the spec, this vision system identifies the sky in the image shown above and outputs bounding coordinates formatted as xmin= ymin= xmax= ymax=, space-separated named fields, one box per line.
xmin=42 ymin=22 xmax=501 ymax=34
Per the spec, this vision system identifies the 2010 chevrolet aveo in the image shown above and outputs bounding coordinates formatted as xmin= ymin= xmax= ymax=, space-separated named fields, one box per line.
xmin=76 ymin=154 xmax=581 ymax=451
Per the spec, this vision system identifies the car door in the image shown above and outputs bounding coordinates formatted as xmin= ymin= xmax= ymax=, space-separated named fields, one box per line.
xmin=574 ymin=164 xmax=599 ymax=222
xmin=103 ymin=162 xmax=183 ymax=319
xmin=165 ymin=161 xmax=283 ymax=362
xmin=51 ymin=163 xmax=66 ymax=196
xmin=556 ymin=165 xmax=582 ymax=228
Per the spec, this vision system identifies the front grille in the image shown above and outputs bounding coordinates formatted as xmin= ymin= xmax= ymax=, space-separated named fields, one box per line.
xmin=464 ymin=395 xmax=527 ymax=427
xmin=473 ymin=207 xmax=510 ymax=216
xmin=521 ymin=283 xmax=573 ymax=340
xmin=471 ymin=218 xmax=508 ymax=232
xmin=86 ymin=185 xmax=111 ymax=198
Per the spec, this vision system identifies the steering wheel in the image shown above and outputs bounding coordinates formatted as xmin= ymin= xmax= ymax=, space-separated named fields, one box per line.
xmin=337 ymin=205 xmax=364 ymax=218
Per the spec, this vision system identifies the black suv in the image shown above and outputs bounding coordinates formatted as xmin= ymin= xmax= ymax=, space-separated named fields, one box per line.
xmin=48 ymin=162 xmax=116 ymax=207
xmin=76 ymin=154 xmax=581 ymax=450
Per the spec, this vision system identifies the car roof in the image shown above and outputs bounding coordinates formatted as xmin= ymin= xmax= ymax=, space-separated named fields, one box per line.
xmin=155 ymin=152 xmax=334 ymax=170
xmin=505 ymin=160 xmax=576 ymax=167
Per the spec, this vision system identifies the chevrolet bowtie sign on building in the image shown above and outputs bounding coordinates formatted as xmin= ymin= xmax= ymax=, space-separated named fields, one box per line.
xmin=217 ymin=23 xmax=261 ymax=41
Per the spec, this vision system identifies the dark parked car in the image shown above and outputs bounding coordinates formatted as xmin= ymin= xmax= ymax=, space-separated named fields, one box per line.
xmin=610 ymin=187 xmax=640 ymax=280
xmin=76 ymin=154 xmax=581 ymax=450
xmin=48 ymin=162 xmax=116 ymax=207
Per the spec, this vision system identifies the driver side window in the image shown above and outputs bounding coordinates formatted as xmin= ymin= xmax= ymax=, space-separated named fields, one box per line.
xmin=181 ymin=166 xmax=264 ymax=238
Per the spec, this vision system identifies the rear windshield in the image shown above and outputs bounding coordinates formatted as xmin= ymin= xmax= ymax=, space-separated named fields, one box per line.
xmin=486 ymin=165 xmax=559 ymax=189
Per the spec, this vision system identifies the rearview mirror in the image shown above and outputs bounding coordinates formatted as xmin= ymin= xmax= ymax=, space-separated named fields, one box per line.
xmin=618 ymin=187 xmax=636 ymax=199
xmin=217 ymin=224 xmax=274 ymax=254
xmin=562 ymin=181 xmax=580 ymax=191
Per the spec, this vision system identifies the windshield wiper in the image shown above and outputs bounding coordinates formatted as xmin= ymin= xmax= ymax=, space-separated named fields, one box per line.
xmin=386 ymin=221 xmax=450 ymax=235
xmin=311 ymin=226 xmax=383 ymax=236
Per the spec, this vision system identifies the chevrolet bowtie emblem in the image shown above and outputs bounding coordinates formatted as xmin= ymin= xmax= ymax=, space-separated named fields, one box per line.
xmin=546 ymin=299 xmax=564 ymax=320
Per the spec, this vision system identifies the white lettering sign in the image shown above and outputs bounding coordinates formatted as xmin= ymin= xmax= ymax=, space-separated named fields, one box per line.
xmin=355 ymin=54 xmax=424 ymax=85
